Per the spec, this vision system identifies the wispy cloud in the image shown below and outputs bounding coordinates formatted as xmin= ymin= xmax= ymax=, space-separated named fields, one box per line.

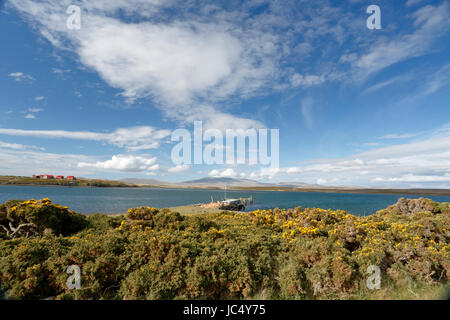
xmin=379 ymin=123 xmax=450 ymax=141
xmin=352 ymin=2 xmax=450 ymax=79
xmin=51 ymin=68 xmax=71 ymax=74
xmin=28 ymin=108 xmax=44 ymax=113
xmin=291 ymin=74 xmax=326 ymax=87
xmin=375 ymin=173 xmax=450 ymax=183
xmin=300 ymin=97 xmax=314 ymax=128
xmin=420 ymin=63 xmax=450 ymax=96
xmin=379 ymin=133 xmax=420 ymax=140
xmin=0 ymin=140 xmax=45 ymax=151
xmin=406 ymin=0 xmax=426 ymax=7
xmin=0 ymin=126 xmax=171 ymax=150
xmin=362 ymin=73 xmax=414 ymax=94
xmin=8 ymin=72 xmax=34 ymax=82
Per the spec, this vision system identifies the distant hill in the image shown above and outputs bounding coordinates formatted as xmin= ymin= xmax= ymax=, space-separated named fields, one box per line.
xmin=120 ymin=178 xmax=168 ymax=185
xmin=274 ymin=182 xmax=321 ymax=188
xmin=120 ymin=177 xmax=321 ymax=188
xmin=181 ymin=177 xmax=327 ymax=188
xmin=181 ymin=177 xmax=269 ymax=187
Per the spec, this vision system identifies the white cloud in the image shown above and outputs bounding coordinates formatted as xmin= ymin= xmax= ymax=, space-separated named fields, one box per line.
xmin=251 ymin=124 xmax=450 ymax=187
xmin=8 ymin=0 xmax=448 ymax=131
xmin=362 ymin=73 xmax=414 ymax=94
xmin=0 ymin=145 xmax=157 ymax=176
xmin=249 ymin=167 xmax=281 ymax=180
xmin=51 ymin=68 xmax=71 ymax=74
xmin=339 ymin=53 xmax=358 ymax=64
xmin=0 ymin=141 xmax=45 ymax=151
xmin=352 ymin=2 xmax=450 ymax=78
xmin=291 ymin=73 xmax=326 ymax=87
xmin=126 ymin=143 xmax=160 ymax=151
xmin=8 ymin=0 xmax=278 ymax=129
xmin=28 ymin=108 xmax=44 ymax=113
xmin=374 ymin=173 xmax=450 ymax=183
xmin=300 ymin=97 xmax=314 ymax=128
xmin=286 ymin=167 xmax=303 ymax=174
xmin=379 ymin=123 xmax=450 ymax=141
xmin=379 ymin=133 xmax=420 ymax=140
xmin=8 ymin=72 xmax=34 ymax=82
xmin=362 ymin=142 xmax=381 ymax=147
xmin=78 ymin=154 xmax=159 ymax=172
xmin=168 ymin=164 xmax=191 ymax=173
xmin=209 ymin=168 xmax=237 ymax=178
xmin=419 ymin=63 xmax=450 ymax=96
xmin=0 ymin=147 xmax=95 ymax=176
xmin=24 ymin=114 xmax=36 ymax=119
xmin=406 ymin=0 xmax=426 ymax=7
xmin=0 ymin=126 xmax=171 ymax=150
xmin=34 ymin=96 xmax=45 ymax=101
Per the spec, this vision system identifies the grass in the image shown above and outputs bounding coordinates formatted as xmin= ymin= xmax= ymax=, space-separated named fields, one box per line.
xmin=169 ymin=205 xmax=223 ymax=215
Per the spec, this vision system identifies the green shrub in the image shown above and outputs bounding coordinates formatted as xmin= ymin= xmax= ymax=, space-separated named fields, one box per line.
xmin=0 ymin=199 xmax=24 ymax=223
xmin=0 ymin=198 xmax=88 ymax=238
xmin=0 ymin=197 xmax=448 ymax=300
xmin=126 ymin=206 xmax=160 ymax=221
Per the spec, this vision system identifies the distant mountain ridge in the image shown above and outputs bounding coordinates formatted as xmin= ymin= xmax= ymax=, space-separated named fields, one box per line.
xmin=120 ymin=178 xmax=168 ymax=185
xmin=121 ymin=176 xmax=322 ymax=188
xmin=181 ymin=177 xmax=269 ymax=187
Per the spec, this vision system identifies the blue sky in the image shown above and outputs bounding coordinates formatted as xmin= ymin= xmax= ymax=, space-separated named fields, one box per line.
xmin=0 ymin=0 xmax=449 ymax=187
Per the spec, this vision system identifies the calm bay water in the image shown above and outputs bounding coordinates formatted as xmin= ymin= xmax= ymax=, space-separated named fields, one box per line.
xmin=1 ymin=185 xmax=450 ymax=216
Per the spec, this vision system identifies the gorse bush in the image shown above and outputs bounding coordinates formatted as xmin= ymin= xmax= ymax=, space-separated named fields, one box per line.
xmin=0 ymin=198 xmax=88 ymax=239
xmin=0 ymin=198 xmax=448 ymax=300
xmin=127 ymin=206 xmax=160 ymax=221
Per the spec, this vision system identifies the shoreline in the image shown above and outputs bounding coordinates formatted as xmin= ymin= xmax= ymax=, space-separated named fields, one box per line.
xmin=2 ymin=182 xmax=450 ymax=197
xmin=1 ymin=175 xmax=450 ymax=196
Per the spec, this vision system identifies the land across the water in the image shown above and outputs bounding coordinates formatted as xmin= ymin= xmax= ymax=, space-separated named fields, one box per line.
xmin=1 ymin=175 xmax=450 ymax=196
xmin=224 ymin=186 xmax=450 ymax=196
xmin=0 ymin=176 xmax=135 ymax=188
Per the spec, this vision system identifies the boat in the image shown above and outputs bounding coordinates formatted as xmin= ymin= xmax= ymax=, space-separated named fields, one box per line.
xmin=199 ymin=185 xmax=253 ymax=211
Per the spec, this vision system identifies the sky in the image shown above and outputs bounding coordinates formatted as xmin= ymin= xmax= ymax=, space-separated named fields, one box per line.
xmin=0 ymin=0 xmax=449 ymax=188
